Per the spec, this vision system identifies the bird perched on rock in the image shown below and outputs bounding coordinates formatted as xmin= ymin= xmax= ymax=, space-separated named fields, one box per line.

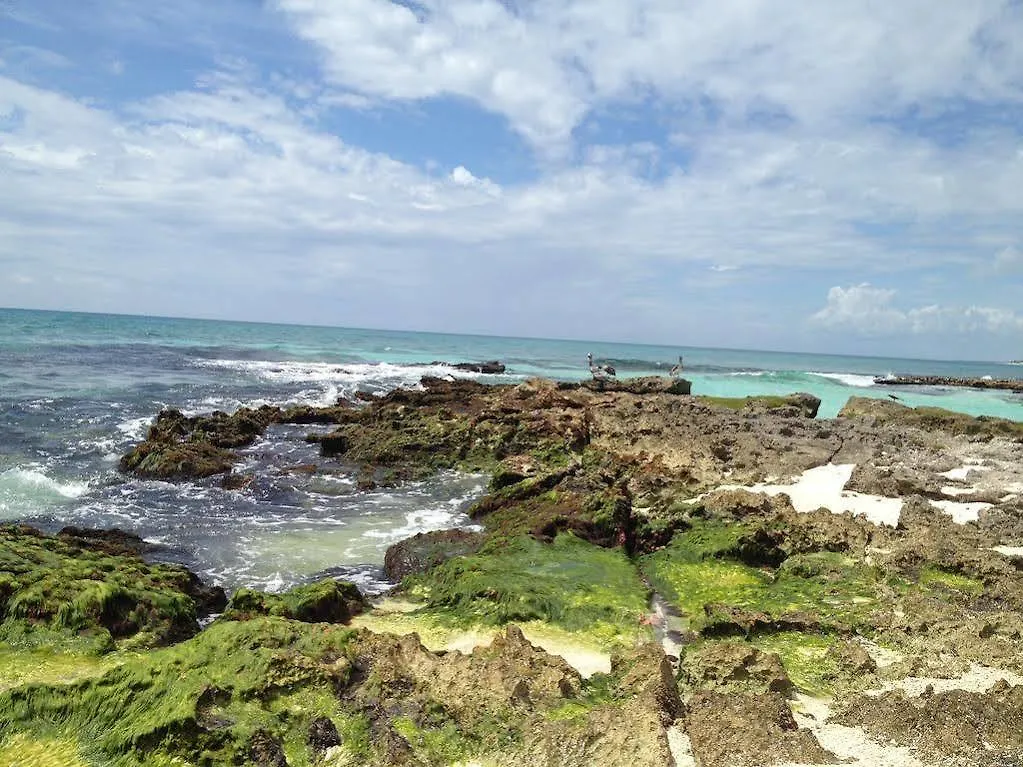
xmin=669 ymin=355 xmax=684 ymax=379
xmin=587 ymin=353 xmax=616 ymax=382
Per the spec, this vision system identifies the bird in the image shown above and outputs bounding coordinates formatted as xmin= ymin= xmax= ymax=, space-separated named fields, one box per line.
xmin=888 ymin=393 xmax=901 ymax=401
xmin=669 ymin=355 xmax=684 ymax=379
xmin=587 ymin=353 xmax=616 ymax=382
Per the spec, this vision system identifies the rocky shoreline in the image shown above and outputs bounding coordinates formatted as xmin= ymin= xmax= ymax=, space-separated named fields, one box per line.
xmin=874 ymin=374 xmax=1023 ymax=392
xmin=3 ymin=375 xmax=1023 ymax=766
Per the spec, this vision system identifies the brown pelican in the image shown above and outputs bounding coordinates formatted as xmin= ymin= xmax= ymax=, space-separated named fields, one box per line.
xmin=587 ymin=353 xmax=616 ymax=381
xmin=669 ymin=355 xmax=684 ymax=378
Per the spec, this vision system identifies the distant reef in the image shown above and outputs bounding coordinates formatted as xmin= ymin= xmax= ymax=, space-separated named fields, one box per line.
xmin=875 ymin=374 xmax=1023 ymax=392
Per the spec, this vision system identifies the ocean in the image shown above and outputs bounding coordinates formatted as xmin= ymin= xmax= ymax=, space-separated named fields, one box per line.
xmin=2 ymin=307 xmax=1020 ymax=595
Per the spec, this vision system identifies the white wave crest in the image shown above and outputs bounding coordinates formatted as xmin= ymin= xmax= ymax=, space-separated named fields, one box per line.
xmin=192 ymin=359 xmax=508 ymax=402
xmin=116 ymin=416 xmax=152 ymax=439
xmin=0 ymin=467 xmax=91 ymax=518
xmin=807 ymin=372 xmax=877 ymax=388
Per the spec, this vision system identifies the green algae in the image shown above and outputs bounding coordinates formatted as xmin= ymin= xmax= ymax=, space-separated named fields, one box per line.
xmin=0 ymin=617 xmax=357 ymax=766
xmin=919 ymin=565 xmax=984 ymax=597
xmin=393 ymin=715 xmax=473 ymax=764
xmin=0 ymin=644 xmax=130 ymax=693
xmin=640 ymin=525 xmax=887 ymax=633
xmin=0 ymin=526 xmax=218 ymax=652
xmin=401 ymin=533 xmax=650 ymax=648
xmin=0 ymin=733 xmax=92 ymax=767
xmin=696 ymin=395 xmax=793 ymax=411
xmin=222 ymin=578 xmax=366 ymax=624
xmin=751 ymin=632 xmax=840 ymax=697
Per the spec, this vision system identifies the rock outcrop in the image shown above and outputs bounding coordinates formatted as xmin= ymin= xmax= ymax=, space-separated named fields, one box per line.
xmin=87 ymin=375 xmax=1023 ymax=766
xmin=383 ymin=529 xmax=486 ymax=581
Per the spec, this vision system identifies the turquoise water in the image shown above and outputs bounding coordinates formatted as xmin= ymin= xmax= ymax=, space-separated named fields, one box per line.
xmin=1 ymin=306 xmax=1020 ymax=593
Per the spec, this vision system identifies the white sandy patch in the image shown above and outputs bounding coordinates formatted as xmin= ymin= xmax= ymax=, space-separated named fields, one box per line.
xmin=666 ymin=725 xmax=697 ymax=767
xmin=781 ymin=694 xmax=927 ymax=767
xmin=708 ymin=462 xmax=1002 ymax=527
xmin=721 ymin=464 xmax=904 ymax=527
xmin=994 ymin=546 xmax=1023 ymax=558
xmin=930 ymin=499 xmax=993 ymax=524
xmin=857 ymin=639 xmax=903 ymax=669
xmin=868 ymin=663 xmax=1023 ymax=698
xmin=780 ymin=664 xmax=1023 ymax=767
xmin=940 ymin=485 xmax=978 ymax=497
xmin=939 ymin=465 xmax=992 ymax=481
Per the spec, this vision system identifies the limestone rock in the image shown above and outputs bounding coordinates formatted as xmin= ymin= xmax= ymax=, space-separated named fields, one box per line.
xmin=383 ymin=529 xmax=486 ymax=581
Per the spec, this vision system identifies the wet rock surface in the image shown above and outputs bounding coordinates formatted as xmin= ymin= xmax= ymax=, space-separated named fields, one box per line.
xmin=32 ymin=376 xmax=1023 ymax=765
xmin=383 ymin=529 xmax=486 ymax=581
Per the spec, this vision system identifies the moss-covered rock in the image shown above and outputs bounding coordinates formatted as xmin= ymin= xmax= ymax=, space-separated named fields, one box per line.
xmin=383 ymin=530 xmax=486 ymax=581
xmin=400 ymin=533 xmax=650 ymax=649
xmin=639 ymin=523 xmax=893 ymax=636
xmin=0 ymin=524 xmax=225 ymax=655
xmin=839 ymin=396 xmax=1023 ymax=439
xmin=0 ymin=618 xmax=681 ymax=767
xmin=222 ymin=578 xmax=367 ymax=624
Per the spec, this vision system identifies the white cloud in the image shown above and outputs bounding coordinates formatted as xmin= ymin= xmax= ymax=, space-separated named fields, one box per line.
xmin=274 ymin=0 xmax=1023 ymax=149
xmin=812 ymin=284 xmax=1023 ymax=336
xmin=3 ymin=1 xmax=1023 ymax=355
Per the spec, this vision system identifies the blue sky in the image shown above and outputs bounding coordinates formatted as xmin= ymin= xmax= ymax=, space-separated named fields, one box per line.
xmin=1 ymin=0 xmax=1021 ymax=359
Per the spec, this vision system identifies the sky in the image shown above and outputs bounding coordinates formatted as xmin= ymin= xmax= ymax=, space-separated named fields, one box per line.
xmin=1 ymin=1 xmax=1022 ymax=360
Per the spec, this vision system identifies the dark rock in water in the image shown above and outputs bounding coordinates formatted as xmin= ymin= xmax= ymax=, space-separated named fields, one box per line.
xmin=221 ymin=472 xmax=254 ymax=490
xmin=119 ymin=439 xmax=237 ymax=480
xmin=249 ymin=729 xmax=288 ymax=767
xmin=874 ymin=374 xmax=1023 ymax=392
xmin=383 ymin=529 xmax=486 ymax=581
xmin=119 ymin=405 xmax=284 ymax=480
xmin=57 ymin=526 xmax=155 ymax=556
xmin=449 ymin=360 xmax=506 ymax=374
xmin=428 ymin=360 xmax=506 ymax=374
xmin=280 ymin=404 xmax=351 ymax=424
xmin=317 ymin=433 xmax=349 ymax=457
xmin=564 ymin=375 xmax=692 ymax=395
xmin=307 ymin=717 xmax=341 ymax=756
xmin=223 ymin=578 xmax=367 ymax=623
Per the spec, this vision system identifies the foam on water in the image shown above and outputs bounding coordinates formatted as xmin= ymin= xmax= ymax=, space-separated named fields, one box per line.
xmin=192 ymin=359 xmax=512 ymax=402
xmin=0 ymin=466 xmax=91 ymax=519
xmin=807 ymin=371 xmax=877 ymax=388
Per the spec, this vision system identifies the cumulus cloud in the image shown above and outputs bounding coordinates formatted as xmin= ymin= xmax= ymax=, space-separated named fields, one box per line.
xmin=274 ymin=0 xmax=1023 ymax=149
xmin=812 ymin=284 xmax=1023 ymax=336
xmin=2 ymin=2 xmax=1023 ymax=356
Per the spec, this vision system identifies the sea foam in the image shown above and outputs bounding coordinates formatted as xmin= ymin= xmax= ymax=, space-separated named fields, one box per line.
xmin=807 ymin=371 xmax=877 ymax=388
xmin=0 ymin=466 xmax=91 ymax=518
xmin=192 ymin=359 xmax=512 ymax=404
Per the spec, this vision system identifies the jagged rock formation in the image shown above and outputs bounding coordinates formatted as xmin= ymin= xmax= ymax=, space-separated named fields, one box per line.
xmin=8 ymin=377 xmax=1021 ymax=766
